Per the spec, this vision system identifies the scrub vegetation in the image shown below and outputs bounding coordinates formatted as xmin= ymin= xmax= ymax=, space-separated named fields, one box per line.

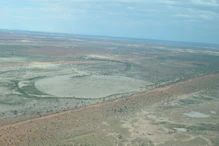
xmin=0 ymin=30 xmax=219 ymax=146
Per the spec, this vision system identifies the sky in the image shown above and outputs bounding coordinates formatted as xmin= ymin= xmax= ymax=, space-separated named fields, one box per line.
xmin=0 ymin=0 xmax=219 ymax=44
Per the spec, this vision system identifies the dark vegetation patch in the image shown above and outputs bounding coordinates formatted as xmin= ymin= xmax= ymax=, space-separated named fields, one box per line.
xmin=192 ymin=95 xmax=214 ymax=101
xmin=163 ymin=122 xmax=219 ymax=133
xmin=159 ymin=105 xmax=180 ymax=110
xmin=179 ymin=99 xmax=201 ymax=105
xmin=27 ymin=76 xmax=46 ymax=81
xmin=187 ymin=123 xmax=219 ymax=133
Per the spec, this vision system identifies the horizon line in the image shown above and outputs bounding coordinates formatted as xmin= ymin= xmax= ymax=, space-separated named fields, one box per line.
xmin=0 ymin=28 xmax=218 ymax=46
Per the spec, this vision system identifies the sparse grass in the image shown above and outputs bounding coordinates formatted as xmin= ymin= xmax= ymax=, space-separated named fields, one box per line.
xmin=21 ymin=85 xmax=47 ymax=96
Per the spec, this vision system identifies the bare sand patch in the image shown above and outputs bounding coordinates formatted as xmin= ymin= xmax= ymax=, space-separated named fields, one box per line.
xmin=0 ymin=57 xmax=26 ymax=62
xmin=184 ymin=111 xmax=211 ymax=118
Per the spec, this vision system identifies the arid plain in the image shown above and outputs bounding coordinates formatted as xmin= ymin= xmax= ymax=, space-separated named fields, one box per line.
xmin=0 ymin=30 xmax=219 ymax=146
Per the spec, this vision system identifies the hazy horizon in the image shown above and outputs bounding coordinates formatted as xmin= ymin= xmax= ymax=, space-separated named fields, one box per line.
xmin=1 ymin=28 xmax=219 ymax=46
xmin=1 ymin=0 xmax=219 ymax=44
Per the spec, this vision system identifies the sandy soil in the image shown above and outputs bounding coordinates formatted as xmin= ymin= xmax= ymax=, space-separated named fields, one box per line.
xmin=0 ymin=73 xmax=218 ymax=146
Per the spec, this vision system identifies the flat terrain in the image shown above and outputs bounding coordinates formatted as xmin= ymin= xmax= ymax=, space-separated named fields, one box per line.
xmin=35 ymin=75 xmax=150 ymax=98
xmin=0 ymin=30 xmax=219 ymax=145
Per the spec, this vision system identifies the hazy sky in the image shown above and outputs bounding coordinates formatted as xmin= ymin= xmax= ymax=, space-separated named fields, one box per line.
xmin=1 ymin=0 xmax=219 ymax=44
